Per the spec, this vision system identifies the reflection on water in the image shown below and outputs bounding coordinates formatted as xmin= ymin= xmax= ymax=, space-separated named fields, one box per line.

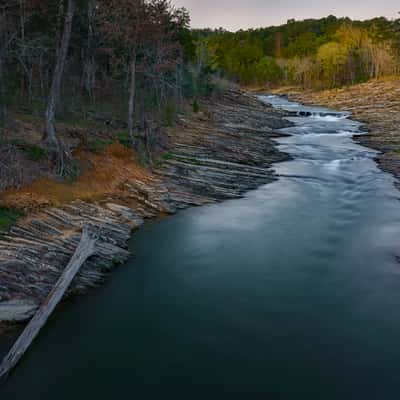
xmin=1 ymin=96 xmax=400 ymax=399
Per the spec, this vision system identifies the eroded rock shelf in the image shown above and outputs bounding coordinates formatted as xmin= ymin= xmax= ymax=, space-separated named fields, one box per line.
xmin=0 ymin=90 xmax=291 ymax=327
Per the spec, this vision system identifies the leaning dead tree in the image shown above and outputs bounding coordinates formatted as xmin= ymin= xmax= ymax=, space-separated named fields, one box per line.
xmin=0 ymin=226 xmax=97 ymax=383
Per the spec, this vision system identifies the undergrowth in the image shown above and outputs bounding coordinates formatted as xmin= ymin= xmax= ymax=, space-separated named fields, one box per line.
xmin=86 ymin=138 xmax=114 ymax=154
xmin=0 ymin=208 xmax=23 ymax=232
xmin=9 ymin=139 xmax=47 ymax=161
xmin=117 ymin=131 xmax=131 ymax=148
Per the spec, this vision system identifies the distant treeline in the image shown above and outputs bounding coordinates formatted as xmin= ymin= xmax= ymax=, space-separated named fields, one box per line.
xmin=195 ymin=16 xmax=400 ymax=89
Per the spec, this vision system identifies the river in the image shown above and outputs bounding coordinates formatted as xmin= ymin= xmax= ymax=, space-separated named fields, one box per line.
xmin=1 ymin=96 xmax=400 ymax=399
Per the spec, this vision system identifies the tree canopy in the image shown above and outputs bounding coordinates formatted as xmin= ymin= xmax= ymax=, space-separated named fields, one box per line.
xmin=198 ymin=16 xmax=400 ymax=88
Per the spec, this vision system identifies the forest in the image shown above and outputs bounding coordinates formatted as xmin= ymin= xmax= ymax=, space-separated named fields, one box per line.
xmin=199 ymin=16 xmax=400 ymax=88
xmin=0 ymin=0 xmax=214 ymax=182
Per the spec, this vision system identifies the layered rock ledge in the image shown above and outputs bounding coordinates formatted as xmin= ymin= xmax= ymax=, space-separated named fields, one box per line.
xmin=0 ymin=90 xmax=291 ymax=328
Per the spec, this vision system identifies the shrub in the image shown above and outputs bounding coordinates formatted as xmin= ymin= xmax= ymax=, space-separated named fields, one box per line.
xmin=24 ymin=144 xmax=47 ymax=161
xmin=11 ymin=140 xmax=47 ymax=161
xmin=162 ymin=152 xmax=174 ymax=160
xmin=62 ymin=159 xmax=81 ymax=181
xmin=86 ymin=139 xmax=113 ymax=154
xmin=162 ymin=102 xmax=178 ymax=127
xmin=0 ymin=208 xmax=23 ymax=232
xmin=117 ymin=131 xmax=131 ymax=148
xmin=193 ymin=100 xmax=200 ymax=113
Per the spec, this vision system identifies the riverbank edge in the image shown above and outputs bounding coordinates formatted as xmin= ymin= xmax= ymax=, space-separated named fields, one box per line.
xmin=0 ymin=90 xmax=292 ymax=333
xmin=269 ymin=80 xmax=400 ymax=189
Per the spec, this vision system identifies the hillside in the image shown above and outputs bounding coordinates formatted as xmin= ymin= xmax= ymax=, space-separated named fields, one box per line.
xmin=197 ymin=16 xmax=400 ymax=88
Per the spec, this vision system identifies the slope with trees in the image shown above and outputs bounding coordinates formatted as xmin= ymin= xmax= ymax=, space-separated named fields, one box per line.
xmin=0 ymin=0 xmax=213 ymax=188
xmin=199 ymin=16 xmax=400 ymax=89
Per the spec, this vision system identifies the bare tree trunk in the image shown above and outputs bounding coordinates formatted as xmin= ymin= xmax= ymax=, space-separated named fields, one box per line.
xmin=19 ymin=0 xmax=26 ymax=95
xmin=82 ymin=0 xmax=96 ymax=100
xmin=0 ymin=50 xmax=6 ymax=124
xmin=140 ymin=84 xmax=145 ymax=131
xmin=17 ymin=55 xmax=33 ymax=103
xmin=127 ymin=52 xmax=137 ymax=147
xmin=43 ymin=0 xmax=75 ymax=150
xmin=175 ymin=65 xmax=183 ymax=107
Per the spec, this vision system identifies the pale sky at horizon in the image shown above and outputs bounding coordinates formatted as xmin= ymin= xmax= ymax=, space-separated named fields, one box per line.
xmin=172 ymin=0 xmax=399 ymax=31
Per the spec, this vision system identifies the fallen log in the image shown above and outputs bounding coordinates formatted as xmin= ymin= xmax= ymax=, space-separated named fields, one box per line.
xmin=0 ymin=226 xmax=97 ymax=383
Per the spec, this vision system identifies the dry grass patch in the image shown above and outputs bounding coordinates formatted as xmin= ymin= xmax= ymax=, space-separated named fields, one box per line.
xmin=0 ymin=143 xmax=155 ymax=212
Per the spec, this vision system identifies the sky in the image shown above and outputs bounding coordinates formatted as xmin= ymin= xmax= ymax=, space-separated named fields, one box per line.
xmin=172 ymin=0 xmax=399 ymax=31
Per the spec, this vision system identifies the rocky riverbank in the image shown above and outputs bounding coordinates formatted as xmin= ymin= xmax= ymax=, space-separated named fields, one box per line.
xmin=0 ymin=90 xmax=291 ymax=329
xmin=274 ymin=78 xmax=400 ymax=187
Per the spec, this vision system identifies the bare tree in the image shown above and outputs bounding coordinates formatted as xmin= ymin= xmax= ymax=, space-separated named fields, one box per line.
xmin=98 ymin=0 xmax=187 ymax=155
xmin=43 ymin=0 xmax=75 ymax=154
xmin=0 ymin=1 xmax=18 ymax=123
xmin=81 ymin=0 xmax=97 ymax=100
xmin=98 ymin=0 xmax=162 ymax=149
xmin=0 ymin=41 xmax=7 ymax=124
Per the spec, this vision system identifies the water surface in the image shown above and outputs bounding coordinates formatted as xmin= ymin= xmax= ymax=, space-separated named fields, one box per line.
xmin=1 ymin=96 xmax=400 ymax=399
